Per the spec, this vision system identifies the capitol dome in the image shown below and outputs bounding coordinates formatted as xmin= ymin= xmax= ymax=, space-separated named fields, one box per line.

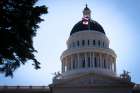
xmin=70 ymin=4 xmax=105 ymax=36
xmin=60 ymin=4 xmax=117 ymax=78
xmin=70 ymin=20 xmax=105 ymax=35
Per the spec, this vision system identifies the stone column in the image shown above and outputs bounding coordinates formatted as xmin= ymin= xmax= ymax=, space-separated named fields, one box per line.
xmin=99 ymin=53 xmax=102 ymax=68
xmin=110 ymin=57 xmax=113 ymax=71
xmin=74 ymin=55 xmax=76 ymax=69
xmin=106 ymin=55 xmax=109 ymax=70
xmin=61 ymin=59 xmax=63 ymax=72
xmin=62 ymin=59 xmax=64 ymax=73
xmin=110 ymin=62 xmax=112 ymax=71
xmin=92 ymin=52 xmax=94 ymax=68
xmin=78 ymin=53 xmax=80 ymax=68
xmin=105 ymin=55 xmax=108 ymax=69
xmin=114 ymin=58 xmax=116 ymax=72
xmin=85 ymin=52 xmax=88 ymax=68
xmin=111 ymin=58 xmax=113 ymax=71
xmin=103 ymin=55 xmax=105 ymax=69
xmin=108 ymin=56 xmax=111 ymax=70
xmin=108 ymin=56 xmax=110 ymax=70
xmin=67 ymin=56 xmax=70 ymax=71
xmin=75 ymin=54 xmax=77 ymax=69
xmin=90 ymin=52 xmax=92 ymax=68
xmin=63 ymin=58 xmax=66 ymax=72
xmin=70 ymin=55 xmax=73 ymax=70
xmin=109 ymin=56 xmax=111 ymax=71
xmin=97 ymin=54 xmax=99 ymax=68
xmin=69 ymin=56 xmax=71 ymax=70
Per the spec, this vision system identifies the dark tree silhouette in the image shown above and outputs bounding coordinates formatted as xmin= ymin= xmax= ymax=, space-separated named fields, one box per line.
xmin=0 ymin=0 xmax=47 ymax=77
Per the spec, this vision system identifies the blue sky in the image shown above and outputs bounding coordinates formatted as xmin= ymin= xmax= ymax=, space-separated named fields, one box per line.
xmin=0 ymin=0 xmax=140 ymax=86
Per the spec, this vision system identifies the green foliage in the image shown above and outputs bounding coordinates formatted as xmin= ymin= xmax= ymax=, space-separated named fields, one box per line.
xmin=0 ymin=0 xmax=48 ymax=77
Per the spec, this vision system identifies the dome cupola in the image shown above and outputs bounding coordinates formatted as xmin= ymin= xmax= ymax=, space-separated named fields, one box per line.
xmin=83 ymin=4 xmax=91 ymax=18
xmin=70 ymin=4 xmax=105 ymax=36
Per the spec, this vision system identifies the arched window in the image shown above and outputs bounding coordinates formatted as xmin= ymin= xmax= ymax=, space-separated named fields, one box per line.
xmin=82 ymin=40 xmax=85 ymax=46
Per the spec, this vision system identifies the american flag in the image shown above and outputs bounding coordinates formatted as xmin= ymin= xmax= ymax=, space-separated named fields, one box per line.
xmin=82 ymin=16 xmax=89 ymax=25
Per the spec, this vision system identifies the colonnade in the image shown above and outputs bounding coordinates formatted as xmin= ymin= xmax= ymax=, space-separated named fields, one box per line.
xmin=62 ymin=52 xmax=116 ymax=73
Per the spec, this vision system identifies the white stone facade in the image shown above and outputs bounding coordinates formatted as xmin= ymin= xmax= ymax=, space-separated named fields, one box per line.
xmin=60 ymin=31 xmax=116 ymax=78
xmin=50 ymin=5 xmax=135 ymax=93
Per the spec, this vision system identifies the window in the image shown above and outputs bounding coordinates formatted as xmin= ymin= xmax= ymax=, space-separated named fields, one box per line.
xmin=72 ymin=42 xmax=75 ymax=48
xmin=82 ymin=40 xmax=85 ymax=46
xmin=75 ymin=60 xmax=78 ymax=68
xmin=69 ymin=44 xmax=71 ymax=48
xmin=82 ymin=60 xmax=85 ymax=68
xmin=94 ymin=57 xmax=97 ymax=67
xmin=69 ymin=63 xmax=71 ymax=70
xmin=93 ymin=40 xmax=95 ymax=45
xmin=98 ymin=57 xmax=100 ymax=67
xmin=98 ymin=40 xmax=100 ymax=46
xmin=73 ymin=61 xmax=75 ymax=69
xmin=77 ymin=41 xmax=80 ymax=47
xmin=88 ymin=40 xmax=90 ymax=46
xmin=104 ymin=59 xmax=106 ymax=68
xmin=88 ymin=57 xmax=90 ymax=67
xmin=103 ymin=42 xmax=104 ymax=47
